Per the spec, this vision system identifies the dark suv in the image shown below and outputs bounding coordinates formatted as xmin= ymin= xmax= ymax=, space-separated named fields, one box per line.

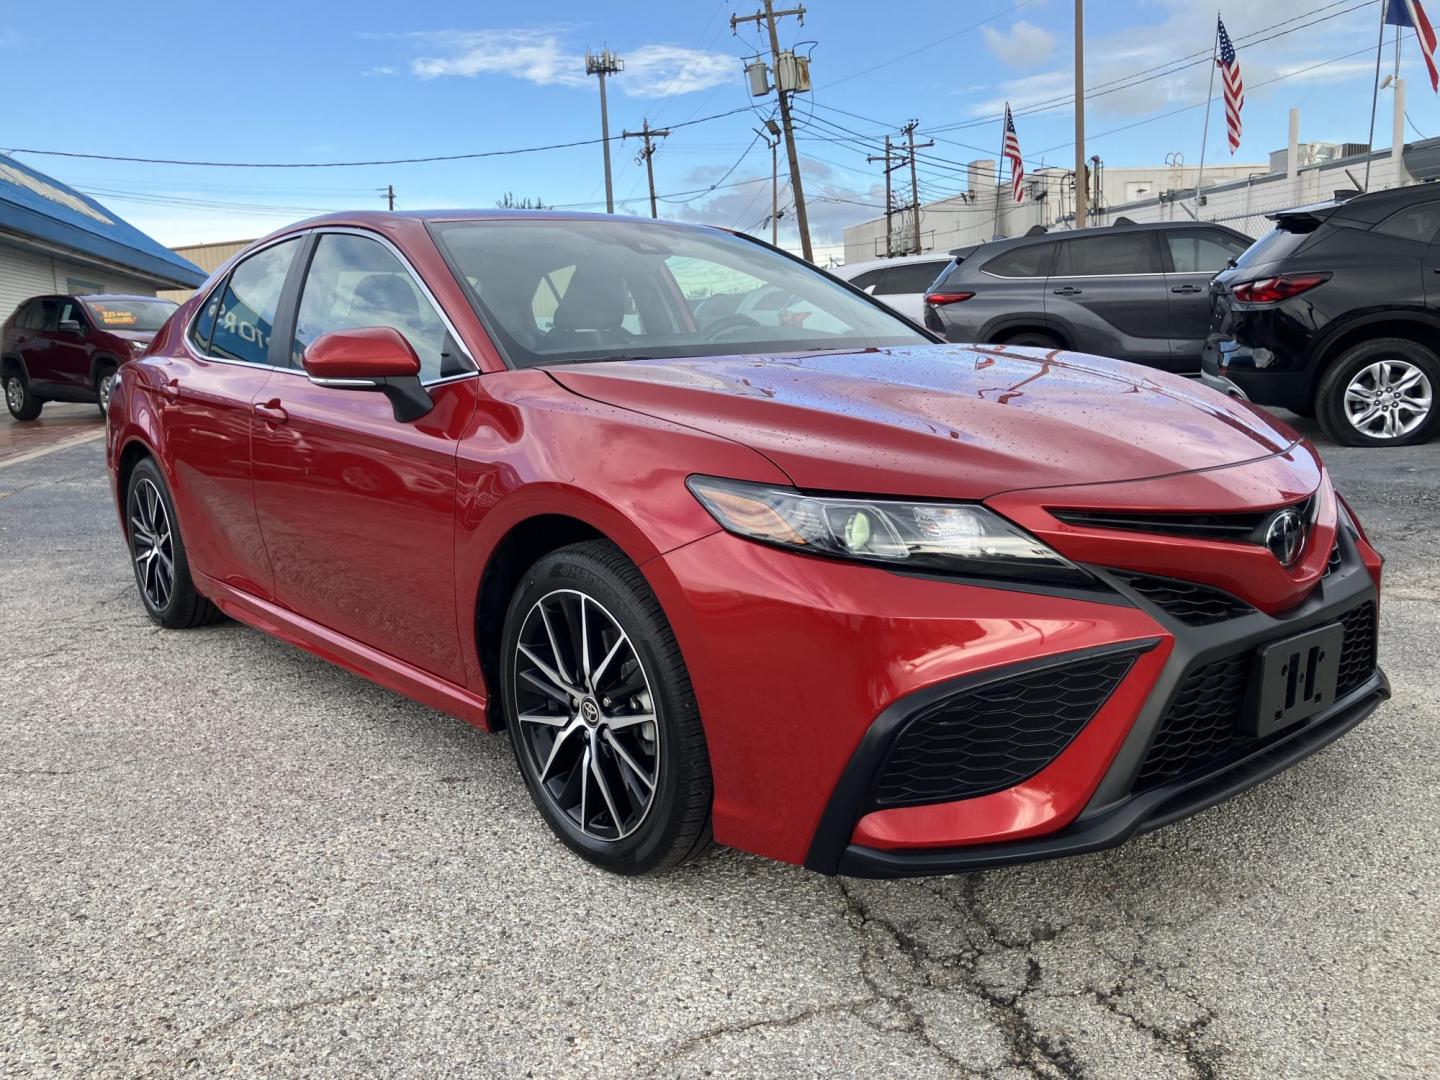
xmin=1204 ymin=185 xmax=1440 ymax=446
xmin=923 ymin=221 xmax=1252 ymax=373
xmin=2 ymin=294 xmax=177 ymax=421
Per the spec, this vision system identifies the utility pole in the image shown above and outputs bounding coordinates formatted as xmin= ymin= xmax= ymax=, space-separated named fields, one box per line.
xmin=385 ymin=184 xmax=395 ymax=211
xmin=756 ymin=120 xmax=782 ymax=245
xmin=869 ymin=135 xmax=892 ymax=260
xmin=732 ymin=2 xmax=813 ymax=262
xmin=1073 ymin=0 xmax=1088 ymax=228
xmin=585 ymin=49 xmax=624 ymax=213
xmin=903 ymin=120 xmax=933 ymax=255
xmin=624 ymin=120 xmax=670 ymax=219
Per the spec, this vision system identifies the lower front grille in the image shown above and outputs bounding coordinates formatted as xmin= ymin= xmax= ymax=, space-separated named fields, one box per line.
xmin=872 ymin=651 xmax=1139 ymax=807
xmin=1134 ymin=600 xmax=1380 ymax=792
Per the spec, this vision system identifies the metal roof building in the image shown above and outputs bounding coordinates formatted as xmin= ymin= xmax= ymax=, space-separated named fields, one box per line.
xmin=0 ymin=154 xmax=205 ymax=321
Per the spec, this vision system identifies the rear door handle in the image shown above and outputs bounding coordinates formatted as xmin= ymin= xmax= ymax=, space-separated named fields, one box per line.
xmin=1052 ymin=286 xmax=1083 ymax=296
xmin=253 ymin=399 xmax=288 ymax=424
xmin=1170 ymin=285 xmax=1204 ymax=294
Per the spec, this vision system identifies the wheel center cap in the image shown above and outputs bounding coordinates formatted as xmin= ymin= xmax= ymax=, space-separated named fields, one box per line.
xmin=580 ymin=698 xmax=601 ymax=726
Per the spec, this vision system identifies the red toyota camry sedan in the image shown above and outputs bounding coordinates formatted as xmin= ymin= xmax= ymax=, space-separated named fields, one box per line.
xmin=105 ymin=211 xmax=1387 ymax=877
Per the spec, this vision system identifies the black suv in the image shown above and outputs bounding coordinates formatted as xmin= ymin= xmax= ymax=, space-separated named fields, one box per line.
xmin=1204 ymin=185 xmax=1440 ymax=446
xmin=923 ymin=221 xmax=1252 ymax=373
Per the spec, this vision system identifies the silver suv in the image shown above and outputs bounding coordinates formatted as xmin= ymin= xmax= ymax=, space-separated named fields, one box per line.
xmin=923 ymin=221 xmax=1251 ymax=373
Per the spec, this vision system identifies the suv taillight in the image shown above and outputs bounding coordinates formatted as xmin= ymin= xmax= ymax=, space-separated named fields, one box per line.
xmin=924 ymin=292 xmax=974 ymax=306
xmin=1231 ymin=273 xmax=1329 ymax=304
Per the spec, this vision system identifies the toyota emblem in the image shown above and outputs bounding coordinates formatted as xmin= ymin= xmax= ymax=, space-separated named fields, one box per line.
xmin=1264 ymin=507 xmax=1307 ymax=566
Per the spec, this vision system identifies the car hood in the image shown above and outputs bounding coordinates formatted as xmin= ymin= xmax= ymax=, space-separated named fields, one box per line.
xmin=547 ymin=344 xmax=1299 ymax=500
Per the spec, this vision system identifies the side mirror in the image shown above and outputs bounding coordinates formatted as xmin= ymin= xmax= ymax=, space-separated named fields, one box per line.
xmin=302 ymin=326 xmax=433 ymax=422
xmin=58 ymin=319 xmax=85 ymax=335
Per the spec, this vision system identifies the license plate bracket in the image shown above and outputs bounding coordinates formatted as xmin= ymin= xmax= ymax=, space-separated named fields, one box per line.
xmin=1244 ymin=622 xmax=1344 ymax=738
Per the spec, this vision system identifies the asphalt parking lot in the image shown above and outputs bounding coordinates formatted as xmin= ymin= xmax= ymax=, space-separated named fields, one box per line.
xmin=1 ymin=405 xmax=1436 ymax=1079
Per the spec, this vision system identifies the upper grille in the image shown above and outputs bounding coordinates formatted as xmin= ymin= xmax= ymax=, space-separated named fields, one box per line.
xmin=1053 ymin=496 xmax=1314 ymax=544
xmin=872 ymin=652 xmax=1138 ymax=807
xmin=1113 ymin=572 xmax=1254 ymax=626
xmin=1134 ymin=601 xmax=1380 ymax=792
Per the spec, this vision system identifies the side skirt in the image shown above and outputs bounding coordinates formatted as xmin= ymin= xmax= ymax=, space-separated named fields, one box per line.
xmin=193 ymin=569 xmax=494 ymax=732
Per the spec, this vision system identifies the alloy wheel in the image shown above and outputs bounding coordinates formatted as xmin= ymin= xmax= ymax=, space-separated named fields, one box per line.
xmin=512 ymin=588 xmax=659 ymax=841
xmin=5 ymin=376 xmax=23 ymax=413
xmin=97 ymin=372 xmax=114 ymax=411
xmin=128 ymin=478 xmax=175 ymax=610
xmin=1343 ymin=359 xmax=1433 ymax=440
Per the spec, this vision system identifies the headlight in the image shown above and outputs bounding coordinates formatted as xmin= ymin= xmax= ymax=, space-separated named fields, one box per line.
xmin=687 ymin=476 xmax=1089 ymax=584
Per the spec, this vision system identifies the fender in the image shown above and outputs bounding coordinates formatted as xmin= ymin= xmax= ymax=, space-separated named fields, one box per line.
xmin=1306 ymin=306 xmax=1440 ymax=378
xmin=978 ymin=313 xmax=1069 ymax=345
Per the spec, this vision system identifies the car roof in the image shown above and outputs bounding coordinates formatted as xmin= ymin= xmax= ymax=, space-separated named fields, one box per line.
xmin=948 ymin=218 xmax=1233 ymax=257
xmin=835 ymin=253 xmax=956 ymax=277
xmin=75 ymin=293 xmax=176 ymax=303
xmin=1272 ymin=180 xmax=1440 ymax=225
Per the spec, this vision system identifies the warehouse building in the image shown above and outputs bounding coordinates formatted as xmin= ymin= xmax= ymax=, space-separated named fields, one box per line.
xmin=0 ymin=154 xmax=205 ymax=321
xmin=159 ymin=239 xmax=256 ymax=301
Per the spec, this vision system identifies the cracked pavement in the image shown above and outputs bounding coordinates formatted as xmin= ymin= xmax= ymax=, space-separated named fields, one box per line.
xmin=1 ymin=407 xmax=1437 ymax=1078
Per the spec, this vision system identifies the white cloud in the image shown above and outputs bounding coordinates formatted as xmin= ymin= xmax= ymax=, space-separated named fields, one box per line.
xmin=983 ymin=21 xmax=1056 ymax=68
xmin=363 ymin=65 xmax=398 ymax=77
xmin=397 ymin=29 xmax=734 ymax=97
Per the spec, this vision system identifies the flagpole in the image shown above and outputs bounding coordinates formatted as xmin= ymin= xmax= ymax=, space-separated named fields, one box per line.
xmin=1194 ymin=13 xmax=1220 ymax=209
xmin=993 ymin=106 xmax=1007 ymax=239
xmin=1365 ymin=0 xmax=1389 ymax=192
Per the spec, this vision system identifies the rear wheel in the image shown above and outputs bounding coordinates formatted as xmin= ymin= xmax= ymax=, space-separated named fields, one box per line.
xmin=4 ymin=370 xmax=43 ymax=421
xmin=125 ymin=458 xmax=222 ymax=628
xmin=1317 ymin=338 xmax=1438 ymax=447
xmin=1002 ymin=330 xmax=1062 ymax=350
xmin=501 ymin=541 xmax=713 ymax=875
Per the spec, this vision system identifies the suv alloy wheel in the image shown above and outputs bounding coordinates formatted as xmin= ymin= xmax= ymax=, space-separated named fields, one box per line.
xmin=1317 ymin=338 xmax=1439 ymax=447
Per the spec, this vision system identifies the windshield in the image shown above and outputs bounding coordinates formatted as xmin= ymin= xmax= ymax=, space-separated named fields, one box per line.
xmin=430 ymin=218 xmax=928 ymax=368
xmin=83 ymin=298 xmax=178 ymax=332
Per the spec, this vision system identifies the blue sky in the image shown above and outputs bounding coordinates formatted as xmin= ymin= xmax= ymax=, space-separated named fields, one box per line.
xmin=1 ymin=0 xmax=1432 ymax=254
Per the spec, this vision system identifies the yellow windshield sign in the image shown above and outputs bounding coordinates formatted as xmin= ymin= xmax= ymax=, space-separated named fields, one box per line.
xmin=96 ymin=308 xmax=138 ymax=326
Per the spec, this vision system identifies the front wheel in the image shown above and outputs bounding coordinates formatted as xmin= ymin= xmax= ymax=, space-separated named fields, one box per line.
xmin=501 ymin=541 xmax=713 ymax=875
xmin=95 ymin=365 xmax=117 ymax=416
xmin=1317 ymin=338 xmax=1438 ymax=447
xmin=5 ymin=370 xmax=43 ymax=421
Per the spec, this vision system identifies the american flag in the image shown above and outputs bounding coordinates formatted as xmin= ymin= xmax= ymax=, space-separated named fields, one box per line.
xmin=1002 ymin=104 xmax=1025 ymax=203
xmin=1386 ymin=0 xmax=1439 ymax=93
xmin=1217 ymin=17 xmax=1245 ymax=153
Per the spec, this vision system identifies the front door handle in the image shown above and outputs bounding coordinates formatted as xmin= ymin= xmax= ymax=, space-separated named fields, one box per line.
xmin=1052 ymin=286 xmax=1083 ymax=296
xmin=156 ymin=379 xmax=180 ymax=400
xmin=1170 ymin=284 xmax=1204 ymax=294
xmin=254 ymin=399 xmax=288 ymax=424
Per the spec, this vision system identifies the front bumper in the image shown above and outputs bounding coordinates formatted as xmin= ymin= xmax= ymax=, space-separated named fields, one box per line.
xmin=804 ymin=524 xmax=1383 ymax=876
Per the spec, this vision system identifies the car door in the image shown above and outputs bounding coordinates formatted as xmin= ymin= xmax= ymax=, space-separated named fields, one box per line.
xmin=8 ymin=300 xmax=48 ymax=384
xmin=156 ymin=236 xmax=303 ymax=600
xmin=1162 ymin=228 xmax=1251 ymax=368
xmin=47 ymin=298 xmax=95 ymax=389
xmin=20 ymin=299 xmax=60 ymax=389
xmin=871 ymin=260 xmax=952 ymax=322
xmin=249 ymin=229 xmax=479 ymax=684
xmin=1044 ymin=232 xmax=1172 ymax=367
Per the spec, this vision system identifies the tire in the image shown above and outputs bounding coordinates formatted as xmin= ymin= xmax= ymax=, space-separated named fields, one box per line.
xmin=94 ymin=364 xmax=117 ymax=417
xmin=124 ymin=457 xmax=222 ymax=629
xmin=4 ymin=369 xmax=43 ymax=421
xmin=1316 ymin=338 xmax=1440 ymax=447
xmin=1002 ymin=331 xmax=1062 ymax=350
xmin=500 ymin=540 xmax=713 ymax=875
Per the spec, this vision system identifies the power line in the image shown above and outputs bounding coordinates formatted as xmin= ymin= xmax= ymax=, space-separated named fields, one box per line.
xmin=4 ymin=106 xmax=755 ymax=169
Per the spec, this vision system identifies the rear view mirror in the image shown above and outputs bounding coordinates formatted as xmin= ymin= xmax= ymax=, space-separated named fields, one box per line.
xmin=58 ymin=319 xmax=84 ymax=335
xmin=302 ymin=326 xmax=433 ymax=422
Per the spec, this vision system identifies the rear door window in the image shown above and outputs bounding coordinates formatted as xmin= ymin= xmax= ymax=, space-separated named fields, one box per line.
xmin=1165 ymin=230 xmax=1250 ymax=273
xmin=208 ymin=238 xmax=301 ymax=365
xmin=1372 ymin=201 xmax=1440 ymax=243
xmin=874 ymin=261 xmax=949 ymax=295
xmin=1054 ymin=233 xmax=1161 ymax=276
xmin=846 ymin=268 xmax=885 ymax=291
xmin=983 ymin=244 xmax=1054 ymax=278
